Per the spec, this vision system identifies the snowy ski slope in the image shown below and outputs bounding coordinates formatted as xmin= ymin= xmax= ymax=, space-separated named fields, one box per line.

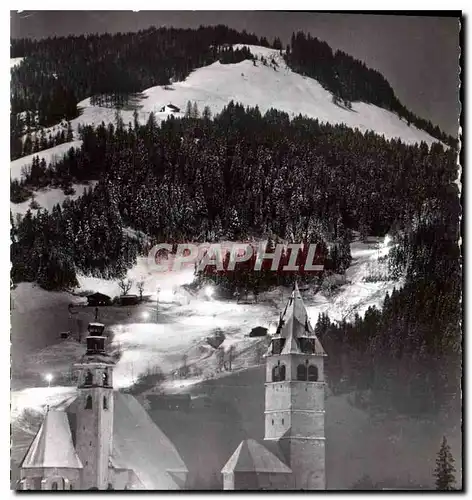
xmin=69 ymin=45 xmax=441 ymax=147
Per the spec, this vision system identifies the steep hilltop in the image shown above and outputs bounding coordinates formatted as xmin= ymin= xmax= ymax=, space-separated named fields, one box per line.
xmin=57 ymin=44 xmax=441 ymax=147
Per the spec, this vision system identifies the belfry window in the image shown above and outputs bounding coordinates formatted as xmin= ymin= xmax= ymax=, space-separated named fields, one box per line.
xmin=85 ymin=395 xmax=93 ymax=409
xmin=103 ymin=371 xmax=109 ymax=387
xmin=84 ymin=371 xmax=93 ymax=386
xmin=103 ymin=396 xmax=108 ymax=410
xmin=308 ymin=365 xmax=319 ymax=381
xmin=51 ymin=482 xmax=58 ymax=490
xmin=272 ymin=363 xmax=286 ymax=382
xmin=271 ymin=338 xmax=285 ymax=355
xmin=297 ymin=364 xmax=308 ymax=381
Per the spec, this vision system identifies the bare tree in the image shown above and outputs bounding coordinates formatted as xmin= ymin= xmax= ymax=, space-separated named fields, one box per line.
xmin=118 ymin=278 xmax=133 ymax=295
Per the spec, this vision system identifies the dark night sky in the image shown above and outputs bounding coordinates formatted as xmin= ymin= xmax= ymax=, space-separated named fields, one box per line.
xmin=10 ymin=11 xmax=461 ymax=136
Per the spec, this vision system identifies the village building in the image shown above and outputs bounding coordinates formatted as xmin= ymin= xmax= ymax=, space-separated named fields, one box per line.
xmin=221 ymin=283 xmax=327 ymax=490
xmin=249 ymin=326 xmax=268 ymax=337
xmin=159 ymin=103 xmax=180 ymax=113
xmin=86 ymin=292 xmax=111 ymax=307
xmin=118 ymin=294 xmax=139 ymax=306
xmin=18 ymin=322 xmax=188 ymax=490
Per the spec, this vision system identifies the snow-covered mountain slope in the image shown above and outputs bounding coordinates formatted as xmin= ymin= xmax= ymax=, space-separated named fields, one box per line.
xmin=10 ymin=45 xmax=440 ymax=216
xmin=65 ymin=45 xmax=439 ymax=147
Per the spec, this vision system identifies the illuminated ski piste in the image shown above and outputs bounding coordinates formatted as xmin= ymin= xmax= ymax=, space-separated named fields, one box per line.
xmin=11 ymin=236 xmax=401 ymax=422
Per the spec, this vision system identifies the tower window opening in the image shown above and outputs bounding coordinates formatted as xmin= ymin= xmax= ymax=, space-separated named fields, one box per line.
xmin=308 ymin=365 xmax=319 ymax=382
xmin=103 ymin=396 xmax=108 ymax=410
xmin=297 ymin=364 xmax=308 ymax=381
xmin=103 ymin=371 xmax=109 ymax=387
xmin=85 ymin=395 xmax=92 ymax=409
xmin=272 ymin=419 xmax=274 ymax=425
xmin=272 ymin=363 xmax=286 ymax=382
xmin=84 ymin=370 xmax=93 ymax=386
xmin=282 ymin=418 xmax=284 ymax=425
xmin=272 ymin=338 xmax=286 ymax=355
xmin=52 ymin=482 xmax=58 ymax=490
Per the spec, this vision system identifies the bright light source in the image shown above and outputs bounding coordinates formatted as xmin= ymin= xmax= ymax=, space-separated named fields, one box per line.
xmin=383 ymin=234 xmax=391 ymax=248
xmin=45 ymin=373 xmax=53 ymax=383
xmin=205 ymin=286 xmax=214 ymax=299
xmin=268 ymin=323 xmax=277 ymax=335
xmin=141 ymin=311 xmax=150 ymax=320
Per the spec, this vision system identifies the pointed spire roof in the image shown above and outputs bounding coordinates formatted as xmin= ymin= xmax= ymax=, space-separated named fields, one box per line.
xmin=277 ymin=282 xmax=325 ymax=356
xmin=21 ymin=410 xmax=83 ymax=469
xmin=221 ymin=439 xmax=292 ymax=474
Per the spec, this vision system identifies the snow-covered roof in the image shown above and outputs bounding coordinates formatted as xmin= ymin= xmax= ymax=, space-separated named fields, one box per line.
xmin=222 ymin=439 xmax=292 ymax=474
xmin=21 ymin=410 xmax=83 ymax=469
xmin=276 ymin=283 xmax=325 ymax=356
xmin=111 ymin=392 xmax=188 ymax=489
xmin=65 ymin=392 xmax=187 ymax=489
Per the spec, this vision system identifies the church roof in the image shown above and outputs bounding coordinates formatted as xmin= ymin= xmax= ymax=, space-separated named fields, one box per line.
xmin=111 ymin=392 xmax=188 ymax=489
xmin=65 ymin=392 xmax=188 ymax=489
xmin=276 ymin=282 xmax=326 ymax=356
xmin=21 ymin=410 xmax=83 ymax=469
xmin=221 ymin=439 xmax=292 ymax=474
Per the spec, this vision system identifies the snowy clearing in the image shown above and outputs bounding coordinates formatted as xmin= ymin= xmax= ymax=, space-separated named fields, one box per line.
xmin=10 ymin=182 xmax=96 ymax=216
xmin=59 ymin=45 xmax=441 ymax=147
xmin=10 ymin=140 xmax=83 ymax=182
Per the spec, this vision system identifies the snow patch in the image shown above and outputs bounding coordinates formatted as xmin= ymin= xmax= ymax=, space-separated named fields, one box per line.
xmin=11 ymin=57 xmax=24 ymax=69
xmin=10 ymin=140 xmax=83 ymax=182
xmin=10 ymin=183 xmax=96 ymax=216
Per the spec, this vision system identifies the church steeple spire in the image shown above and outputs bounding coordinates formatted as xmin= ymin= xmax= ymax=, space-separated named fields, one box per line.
xmin=268 ymin=282 xmax=325 ymax=357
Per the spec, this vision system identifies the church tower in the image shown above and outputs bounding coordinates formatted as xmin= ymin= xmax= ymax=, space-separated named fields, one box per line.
xmin=74 ymin=322 xmax=115 ymax=490
xmin=264 ymin=283 xmax=327 ymax=489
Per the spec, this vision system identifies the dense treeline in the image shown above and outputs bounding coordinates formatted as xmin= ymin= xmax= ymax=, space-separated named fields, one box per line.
xmin=11 ymin=103 xmax=457 ymax=290
xmin=10 ymin=185 xmax=144 ymax=290
xmin=194 ymin=237 xmax=333 ymax=295
xmin=285 ymin=32 xmax=457 ymax=148
xmin=315 ymin=180 xmax=461 ymax=414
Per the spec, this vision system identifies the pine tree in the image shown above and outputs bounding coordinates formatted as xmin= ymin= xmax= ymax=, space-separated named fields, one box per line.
xmin=192 ymin=101 xmax=200 ymax=119
xmin=202 ymin=105 xmax=212 ymax=120
xmin=66 ymin=121 xmax=74 ymax=141
xmin=434 ymin=436 xmax=456 ymax=490
xmin=185 ymin=100 xmax=192 ymax=118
